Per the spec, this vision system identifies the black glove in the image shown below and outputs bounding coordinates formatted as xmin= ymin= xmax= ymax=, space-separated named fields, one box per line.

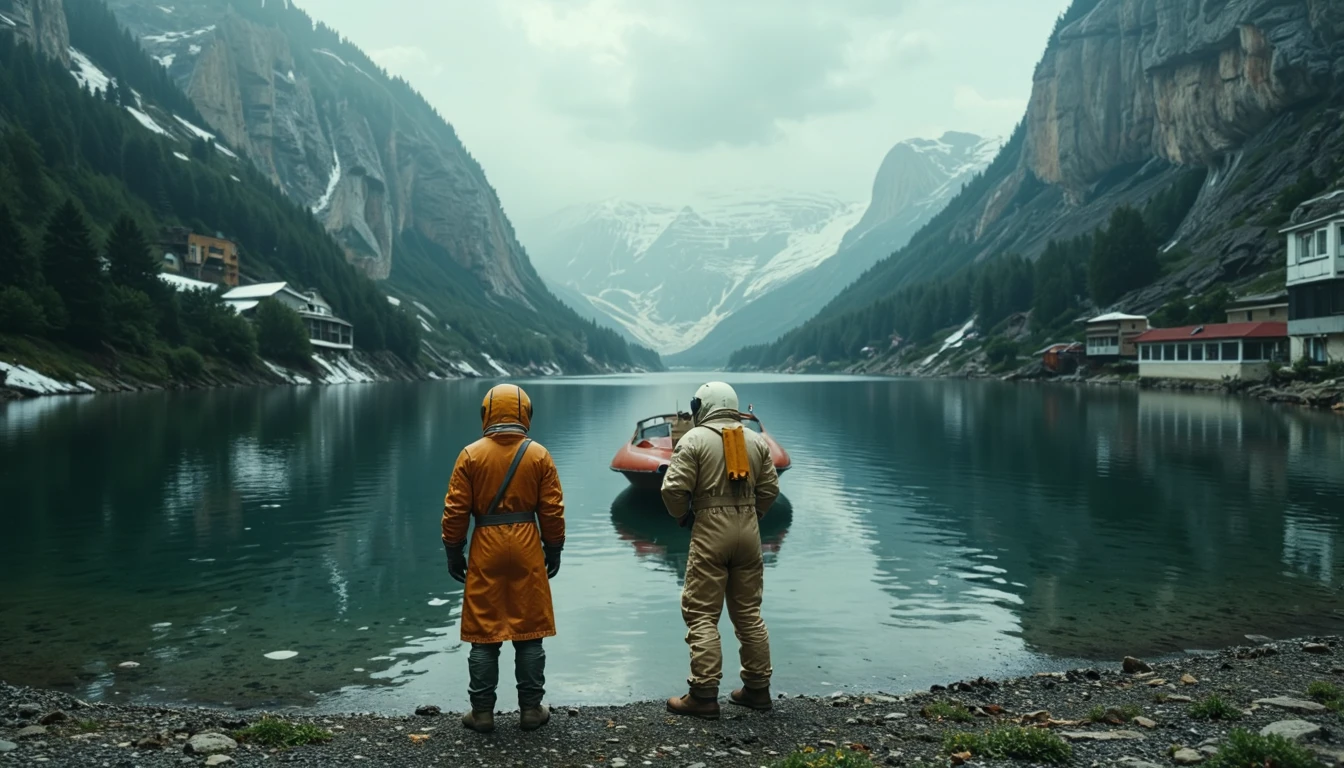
xmin=444 ymin=541 xmax=467 ymax=584
xmin=543 ymin=544 xmax=562 ymax=579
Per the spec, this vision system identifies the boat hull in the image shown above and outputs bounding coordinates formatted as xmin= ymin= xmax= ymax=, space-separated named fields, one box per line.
xmin=609 ymin=414 xmax=792 ymax=490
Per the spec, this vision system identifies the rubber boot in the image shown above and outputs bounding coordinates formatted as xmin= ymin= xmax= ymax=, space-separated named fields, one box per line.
xmin=666 ymin=692 xmax=721 ymax=720
xmin=519 ymin=704 xmax=551 ymax=732
xmin=461 ymin=709 xmax=495 ymax=734
xmin=730 ymin=686 xmax=773 ymax=711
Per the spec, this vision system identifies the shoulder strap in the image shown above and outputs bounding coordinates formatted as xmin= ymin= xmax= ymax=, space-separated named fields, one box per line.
xmin=483 ymin=439 xmax=533 ymax=517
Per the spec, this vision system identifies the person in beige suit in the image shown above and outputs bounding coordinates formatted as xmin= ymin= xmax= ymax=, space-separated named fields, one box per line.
xmin=660 ymin=381 xmax=780 ymax=720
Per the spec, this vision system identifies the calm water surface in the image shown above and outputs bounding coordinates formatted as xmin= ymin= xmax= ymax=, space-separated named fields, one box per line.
xmin=2 ymin=374 xmax=1343 ymax=711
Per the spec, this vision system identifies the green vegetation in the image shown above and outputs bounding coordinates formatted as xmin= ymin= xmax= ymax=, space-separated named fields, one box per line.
xmin=920 ymin=701 xmax=975 ymax=723
xmin=232 ymin=718 xmax=333 ymax=748
xmin=1090 ymin=206 xmax=1159 ymax=306
xmin=1188 ymin=694 xmax=1242 ymax=721
xmin=1204 ymin=728 xmax=1319 ymax=768
xmin=769 ymin=748 xmax=874 ymax=768
xmin=1087 ymin=704 xmax=1142 ymax=723
xmin=942 ymin=727 xmax=1072 ymax=764
xmin=74 ymin=720 xmax=100 ymax=733
xmin=256 ymin=299 xmax=313 ymax=367
xmin=1307 ymin=680 xmax=1344 ymax=711
xmin=1151 ymin=286 xmax=1232 ymax=328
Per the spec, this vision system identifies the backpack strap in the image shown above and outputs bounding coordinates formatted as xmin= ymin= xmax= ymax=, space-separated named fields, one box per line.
xmin=474 ymin=439 xmax=535 ymax=526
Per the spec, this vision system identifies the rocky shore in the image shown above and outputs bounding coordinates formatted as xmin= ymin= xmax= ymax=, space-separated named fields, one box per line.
xmin=5 ymin=638 xmax=1344 ymax=767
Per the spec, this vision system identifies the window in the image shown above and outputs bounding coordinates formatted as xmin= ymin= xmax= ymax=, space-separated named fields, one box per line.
xmin=1222 ymin=342 xmax=1240 ymax=361
xmin=1301 ymin=233 xmax=1315 ymax=260
xmin=1244 ymin=341 xmax=1262 ymax=361
xmin=1177 ymin=344 xmax=1189 ymax=361
xmin=1318 ymin=229 xmax=1329 ymax=257
xmin=1191 ymin=344 xmax=1204 ymax=361
xmin=1141 ymin=345 xmax=1152 ymax=361
xmin=1206 ymin=343 xmax=1220 ymax=361
xmin=1307 ymin=337 xmax=1328 ymax=364
xmin=1163 ymin=344 xmax=1176 ymax=361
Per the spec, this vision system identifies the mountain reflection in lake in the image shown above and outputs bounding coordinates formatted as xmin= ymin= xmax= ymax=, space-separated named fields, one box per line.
xmin=1 ymin=374 xmax=1342 ymax=711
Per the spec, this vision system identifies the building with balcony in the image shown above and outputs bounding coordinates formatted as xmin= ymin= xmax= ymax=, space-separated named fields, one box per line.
xmin=1283 ymin=199 xmax=1344 ymax=364
xmin=221 ymin=282 xmax=354 ymax=351
xmin=1224 ymin=291 xmax=1288 ymax=324
xmin=161 ymin=229 xmax=240 ymax=287
xmin=1084 ymin=312 xmax=1149 ymax=358
xmin=1134 ymin=322 xmax=1288 ymax=381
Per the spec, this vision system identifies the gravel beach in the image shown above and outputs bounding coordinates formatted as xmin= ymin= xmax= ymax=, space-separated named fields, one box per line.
xmin=5 ymin=637 xmax=1344 ymax=767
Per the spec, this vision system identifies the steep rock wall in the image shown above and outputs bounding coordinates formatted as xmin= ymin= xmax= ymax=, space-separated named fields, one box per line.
xmin=0 ymin=0 xmax=69 ymax=65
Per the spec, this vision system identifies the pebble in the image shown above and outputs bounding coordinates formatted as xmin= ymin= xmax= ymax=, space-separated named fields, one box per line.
xmin=819 ymin=740 xmax=838 ymax=748
xmin=0 ymin=740 xmax=15 ymax=753
xmin=1304 ymin=643 xmax=1332 ymax=655
xmin=37 ymin=711 xmax=67 ymax=725
xmin=15 ymin=726 xmax=46 ymax=739
xmin=1254 ymin=696 xmax=1329 ymax=713
xmin=610 ymin=759 xmax=627 ymax=768
xmin=1166 ymin=695 xmax=1193 ymax=703
xmin=1260 ymin=720 xmax=1323 ymax=741
xmin=183 ymin=733 xmax=238 ymax=755
xmin=1133 ymin=716 xmax=1157 ymax=729
xmin=16 ymin=703 xmax=41 ymax=719
xmin=1172 ymin=747 xmax=1204 ymax=765
xmin=204 ymin=756 xmax=234 ymax=766
xmin=414 ymin=705 xmax=441 ymax=717
xmin=1180 ymin=674 xmax=1198 ymax=685
xmin=884 ymin=712 xmax=908 ymax=720
xmin=116 ymin=661 xmax=140 ymax=669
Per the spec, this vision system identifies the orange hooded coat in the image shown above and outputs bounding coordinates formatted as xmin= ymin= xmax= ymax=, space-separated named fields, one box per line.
xmin=441 ymin=384 xmax=566 ymax=644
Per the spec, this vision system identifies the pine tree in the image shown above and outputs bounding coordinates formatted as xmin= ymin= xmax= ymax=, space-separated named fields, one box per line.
xmin=104 ymin=214 xmax=163 ymax=298
xmin=1089 ymin=206 xmax=1157 ymax=306
xmin=41 ymin=199 xmax=107 ymax=346
xmin=0 ymin=202 xmax=39 ymax=290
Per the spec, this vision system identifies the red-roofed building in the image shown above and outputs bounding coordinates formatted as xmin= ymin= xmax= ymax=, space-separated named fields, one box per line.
xmin=1134 ymin=322 xmax=1288 ymax=381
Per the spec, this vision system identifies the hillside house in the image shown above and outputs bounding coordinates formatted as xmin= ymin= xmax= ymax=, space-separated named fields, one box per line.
xmin=222 ymin=282 xmax=354 ymax=351
xmin=1224 ymin=291 xmax=1288 ymax=323
xmin=1282 ymin=200 xmax=1344 ymax=364
xmin=1084 ymin=312 xmax=1149 ymax=358
xmin=1036 ymin=342 xmax=1084 ymax=373
xmin=161 ymin=228 xmax=241 ymax=287
xmin=1135 ymin=322 xmax=1288 ymax=381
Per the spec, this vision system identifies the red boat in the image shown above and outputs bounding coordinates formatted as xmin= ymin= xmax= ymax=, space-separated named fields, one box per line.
xmin=609 ymin=409 xmax=792 ymax=490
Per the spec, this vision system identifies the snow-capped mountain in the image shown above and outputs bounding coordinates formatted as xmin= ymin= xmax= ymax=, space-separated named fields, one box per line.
xmin=528 ymin=132 xmax=1001 ymax=361
xmin=526 ymin=192 xmax=865 ymax=354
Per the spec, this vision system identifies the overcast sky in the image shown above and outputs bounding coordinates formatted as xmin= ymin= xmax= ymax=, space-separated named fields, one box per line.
xmin=303 ymin=0 xmax=1071 ymax=226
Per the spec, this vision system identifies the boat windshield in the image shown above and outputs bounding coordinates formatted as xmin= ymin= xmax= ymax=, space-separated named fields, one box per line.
xmin=741 ymin=417 xmax=762 ymax=433
xmin=636 ymin=417 xmax=673 ymax=440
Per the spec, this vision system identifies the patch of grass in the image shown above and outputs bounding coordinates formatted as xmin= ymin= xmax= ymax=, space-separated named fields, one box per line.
xmin=231 ymin=718 xmax=333 ymax=748
xmin=770 ymin=748 xmax=874 ymax=768
xmin=1087 ymin=704 xmax=1142 ymax=723
xmin=74 ymin=719 xmax=100 ymax=733
xmin=921 ymin=700 xmax=975 ymax=723
xmin=1205 ymin=728 xmax=1319 ymax=768
xmin=1153 ymin=691 xmax=1170 ymax=703
xmin=1188 ymin=694 xmax=1241 ymax=721
xmin=1308 ymin=680 xmax=1344 ymax=711
xmin=943 ymin=727 xmax=1072 ymax=765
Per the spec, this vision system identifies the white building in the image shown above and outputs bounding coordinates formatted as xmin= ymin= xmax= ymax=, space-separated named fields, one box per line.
xmin=1282 ymin=199 xmax=1344 ymax=364
xmin=221 ymin=282 xmax=354 ymax=351
xmin=1084 ymin=312 xmax=1149 ymax=358
xmin=1134 ymin=322 xmax=1288 ymax=381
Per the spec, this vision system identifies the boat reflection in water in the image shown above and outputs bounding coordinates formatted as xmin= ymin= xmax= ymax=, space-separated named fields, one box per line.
xmin=607 ymin=487 xmax=794 ymax=584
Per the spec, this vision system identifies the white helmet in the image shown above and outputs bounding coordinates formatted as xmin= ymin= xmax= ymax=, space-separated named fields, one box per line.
xmin=690 ymin=381 xmax=739 ymax=425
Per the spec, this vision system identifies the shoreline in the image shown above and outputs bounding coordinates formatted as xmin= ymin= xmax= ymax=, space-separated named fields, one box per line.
xmin=5 ymin=637 xmax=1344 ymax=766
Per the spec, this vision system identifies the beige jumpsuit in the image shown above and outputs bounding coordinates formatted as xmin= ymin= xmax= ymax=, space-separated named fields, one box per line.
xmin=660 ymin=412 xmax=780 ymax=696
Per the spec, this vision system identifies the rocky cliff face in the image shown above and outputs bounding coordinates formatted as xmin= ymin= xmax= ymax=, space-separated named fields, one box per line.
xmin=1023 ymin=0 xmax=1342 ymax=201
xmin=105 ymin=0 xmax=544 ymax=307
xmin=0 ymin=0 xmax=69 ymax=65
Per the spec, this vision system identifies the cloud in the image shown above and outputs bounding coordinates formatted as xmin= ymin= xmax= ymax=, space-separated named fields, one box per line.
xmin=507 ymin=0 xmax=913 ymax=152
xmin=952 ymin=85 xmax=1026 ymax=124
xmin=368 ymin=45 xmax=444 ymax=78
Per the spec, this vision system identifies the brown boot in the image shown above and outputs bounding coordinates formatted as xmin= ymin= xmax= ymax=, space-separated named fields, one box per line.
xmin=461 ymin=709 xmax=495 ymax=733
xmin=666 ymin=692 xmax=720 ymax=720
xmin=730 ymin=686 xmax=773 ymax=711
xmin=519 ymin=704 xmax=550 ymax=731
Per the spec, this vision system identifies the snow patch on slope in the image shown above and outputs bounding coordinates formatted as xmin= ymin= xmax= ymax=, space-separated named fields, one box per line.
xmin=69 ymin=48 xmax=113 ymax=93
xmin=125 ymin=106 xmax=173 ymax=138
xmin=173 ymin=115 xmax=214 ymax=141
xmin=312 ymin=143 xmax=340 ymax=213
xmin=1 ymin=363 xmax=96 ymax=396
xmin=311 ymin=354 xmax=374 ymax=384
xmin=923 ymin=318 xmax=977 ymax=366
xmin=143 ymin=25 xmax=213 ymax=44
xmin=480 ymin=354 xmax=510 ymax=377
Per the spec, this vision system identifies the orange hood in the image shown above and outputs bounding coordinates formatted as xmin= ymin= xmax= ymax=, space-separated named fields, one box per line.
xmin=481 ymin=383 xmax=532 ymax=434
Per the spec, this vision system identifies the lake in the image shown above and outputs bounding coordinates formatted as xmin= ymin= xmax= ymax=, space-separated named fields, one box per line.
xmin=2 ymin=373 xmax=1343 ymax=713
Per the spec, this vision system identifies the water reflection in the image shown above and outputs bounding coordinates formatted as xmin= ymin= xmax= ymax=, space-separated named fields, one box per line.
xmin=2 ymin=375 xmax=1344 ymax=711
xmin=608 ymin=488 xmax=794 ymax=583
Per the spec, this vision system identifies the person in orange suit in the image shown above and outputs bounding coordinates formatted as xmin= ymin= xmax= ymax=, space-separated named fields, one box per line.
xmin=442 ymin=384 xmax=565 ymax=733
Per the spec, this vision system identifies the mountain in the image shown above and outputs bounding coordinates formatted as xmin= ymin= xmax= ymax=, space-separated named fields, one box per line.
xmin=732 ymin=0 xmax=1344 ymax=371
xmin=527 ymin=133 xmax=998 ymax=365
xmin=669 ymin=132 xmax=1000 ymax=367
xmin=98 ymin=0 xmax=659 ymax=374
